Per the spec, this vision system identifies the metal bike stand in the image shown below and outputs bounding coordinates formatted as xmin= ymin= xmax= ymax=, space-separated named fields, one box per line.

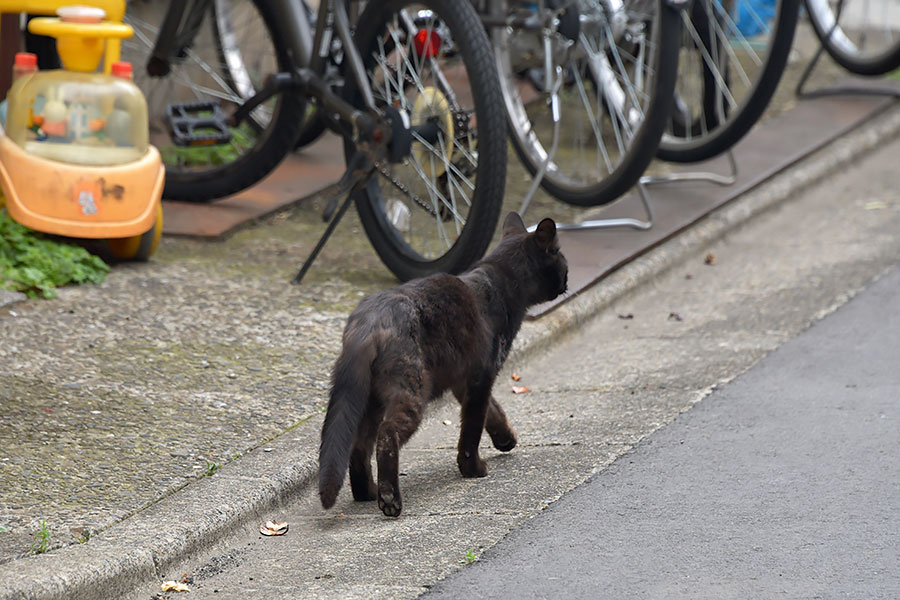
xmin=558 ymin=149 xmax=740 ymax=232
xmin=519 ymin=66 xmax=564 ymax=218
xmin=796 ymin=0 xmax=900 ymax=100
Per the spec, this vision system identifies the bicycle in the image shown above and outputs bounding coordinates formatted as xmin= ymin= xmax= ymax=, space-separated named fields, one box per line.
xmin=805 ymin=0 xmax=900 ymax=75
xmin=479 ymin=0 xmax=684 ymax=207
xmin=122 ymin=0 xmax=508 ymax=282
xmin=656 ymin=0 xmax=802 ymax=163
xmin=261 ymin=0 xmax=686 ymax=209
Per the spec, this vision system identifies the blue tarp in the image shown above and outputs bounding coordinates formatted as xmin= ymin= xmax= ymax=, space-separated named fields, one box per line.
xmin=734 ymin=0 xmax=777 ymax=37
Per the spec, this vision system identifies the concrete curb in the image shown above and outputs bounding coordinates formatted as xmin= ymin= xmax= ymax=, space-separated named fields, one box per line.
xmin=2 ymin=103 xmax=899 ymax=600
xmin=0 ymin=290 xmax=26 ymax=310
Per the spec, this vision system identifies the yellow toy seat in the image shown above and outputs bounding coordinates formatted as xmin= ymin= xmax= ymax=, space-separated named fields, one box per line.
xmin=0 ymin=5 xmax=164 ymax=259
xmin=0 ymin=134 xmax=163 ymax=238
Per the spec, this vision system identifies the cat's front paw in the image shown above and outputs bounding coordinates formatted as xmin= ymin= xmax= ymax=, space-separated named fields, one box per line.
xmin=457 ymin=451 xmax=488 ymax=478
xmin=378 ymin=485 xmax=403 ymax=517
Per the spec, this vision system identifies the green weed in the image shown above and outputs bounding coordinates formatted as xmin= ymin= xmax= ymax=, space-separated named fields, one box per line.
xmin=205 ymin=460 xmax=222 ymax=476
xmin=32 ymin=521 xmax=50 ymax=554
xmin=461 ymin=549 xmax=478 ymax=565
xmin=159 ymin=124 xmax=254 ymax=167
xmin=0 ymin=208 xmax=109 ymax=299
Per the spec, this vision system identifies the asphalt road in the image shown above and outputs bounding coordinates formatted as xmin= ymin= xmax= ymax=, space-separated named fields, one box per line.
xmin=425 ymin=265 xmax=900 ymax=600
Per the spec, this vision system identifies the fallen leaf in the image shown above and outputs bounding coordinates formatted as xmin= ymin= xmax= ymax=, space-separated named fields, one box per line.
xmin=161 ymin=581 xmax=190 ymax=593
xmin=511 ymin=372 xmax=521 ymax=381
xmin=259 ymin=520 xmax=289 ymax=536
xmin=668 ymin=312 xmax=683 ymax=322
xmin=704 ymin=253 xmax=716 ymax=265
xmin=864 ymin=201 xmax=888 ymax=210
xmin=617 ymin=313 xmax=634 ymax=320
xmin=511 ymin=386 xmax=530 ymax=394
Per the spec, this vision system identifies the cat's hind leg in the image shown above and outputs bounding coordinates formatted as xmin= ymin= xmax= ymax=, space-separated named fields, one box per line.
xmin=375 ymin=388 xmax=424 ymax=517
xmin=454 ymin=381 xmax=492 ymax=478
xmin=486 ymin=395 xmax=517 ymax=452
xmin=453 ymin=387 xmax=517 ymax=455
xmin=349 ymin=398 xmax=383 ymax=502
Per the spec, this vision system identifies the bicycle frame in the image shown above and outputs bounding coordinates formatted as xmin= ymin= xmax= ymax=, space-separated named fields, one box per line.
xmin=149 ymin=0 xmax=376 ymax=123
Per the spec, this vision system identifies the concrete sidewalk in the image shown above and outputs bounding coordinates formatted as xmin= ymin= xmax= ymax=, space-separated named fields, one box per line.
xmin=2 ymin=80 xmax=900 ymax=600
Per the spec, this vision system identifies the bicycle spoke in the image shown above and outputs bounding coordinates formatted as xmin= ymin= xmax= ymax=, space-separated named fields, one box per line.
xmin=681 ymin=13 xmax=741 ymax=107
xmin=573 ymin=67 xmax=614 ymax=175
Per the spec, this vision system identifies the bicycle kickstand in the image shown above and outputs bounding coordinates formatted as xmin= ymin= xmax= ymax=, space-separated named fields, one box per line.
xmin=291 ymin=150 xmax=373 ymax=285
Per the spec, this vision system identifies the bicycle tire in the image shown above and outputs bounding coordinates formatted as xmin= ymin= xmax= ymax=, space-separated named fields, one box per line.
xmin=806 ymin=0 xmax=900 ymax=75
xmin=497 ymin=0 xmax=682 ymax=207
xmin=123 ymin=0 xmax=306 ymax=201
xmin=656 ymin=0 xmax=801 ymax=163
xmin=343 ymin=0 xmax=507 ymax=281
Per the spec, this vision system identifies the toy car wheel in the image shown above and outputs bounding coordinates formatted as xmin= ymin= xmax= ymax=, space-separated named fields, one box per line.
xmin=106 ymin=202 xmax=163 ymax=262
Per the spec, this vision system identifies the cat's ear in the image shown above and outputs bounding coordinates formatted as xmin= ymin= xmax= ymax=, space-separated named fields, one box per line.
xmin=534 ymin=218 xmax=558 ymax=249
xmin=501 ymin=211 xmax=527 ymax=238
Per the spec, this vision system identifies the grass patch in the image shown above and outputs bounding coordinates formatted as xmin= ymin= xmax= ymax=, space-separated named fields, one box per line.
xmin=159 ymin=124 xmax=255 ymax=168
xmin=0 ymin=207 xmax=109 ymax=298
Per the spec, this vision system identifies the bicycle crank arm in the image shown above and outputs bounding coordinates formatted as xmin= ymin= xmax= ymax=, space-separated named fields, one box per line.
xmin=230 ymin=68 xmax=382 ymax=144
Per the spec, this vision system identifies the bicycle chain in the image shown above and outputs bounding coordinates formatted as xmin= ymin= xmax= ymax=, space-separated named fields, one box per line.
xmin=377 ymin=164 xmax=437 ymax=216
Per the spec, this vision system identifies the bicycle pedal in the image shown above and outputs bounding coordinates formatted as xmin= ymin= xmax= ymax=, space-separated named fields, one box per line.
xmin=165 ymin=101 xmax=233 ymax=147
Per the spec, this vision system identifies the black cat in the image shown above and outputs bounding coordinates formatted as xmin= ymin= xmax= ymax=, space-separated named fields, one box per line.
xmin=318 ymin=212 xmax=568 ymax=516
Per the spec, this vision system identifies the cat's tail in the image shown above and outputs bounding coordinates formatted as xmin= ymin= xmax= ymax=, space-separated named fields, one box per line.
xmin=318 ymin=331 xmax=376 ymax=509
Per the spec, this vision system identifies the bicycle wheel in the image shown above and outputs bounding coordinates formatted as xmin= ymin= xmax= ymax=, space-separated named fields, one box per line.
xmin=495 ymin=0 xmax=682 ymax=207
xmin=343 ymin=0 xmax=507 ymax=281
xmin=806 ymin=0 xmax=900 ymax=75
xmin=656 ymin=0 xmax=800 ymax=163
xmin=122 ymin=0 xmax=306 ymax=201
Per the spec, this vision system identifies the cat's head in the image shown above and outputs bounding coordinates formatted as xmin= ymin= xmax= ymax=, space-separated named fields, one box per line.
xmin=499 ymin=212 xmax=568 ymax=304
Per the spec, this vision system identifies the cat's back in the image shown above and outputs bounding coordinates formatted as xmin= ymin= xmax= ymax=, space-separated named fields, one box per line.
xmin=345 ymin=273 xmax=484 ymax=346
